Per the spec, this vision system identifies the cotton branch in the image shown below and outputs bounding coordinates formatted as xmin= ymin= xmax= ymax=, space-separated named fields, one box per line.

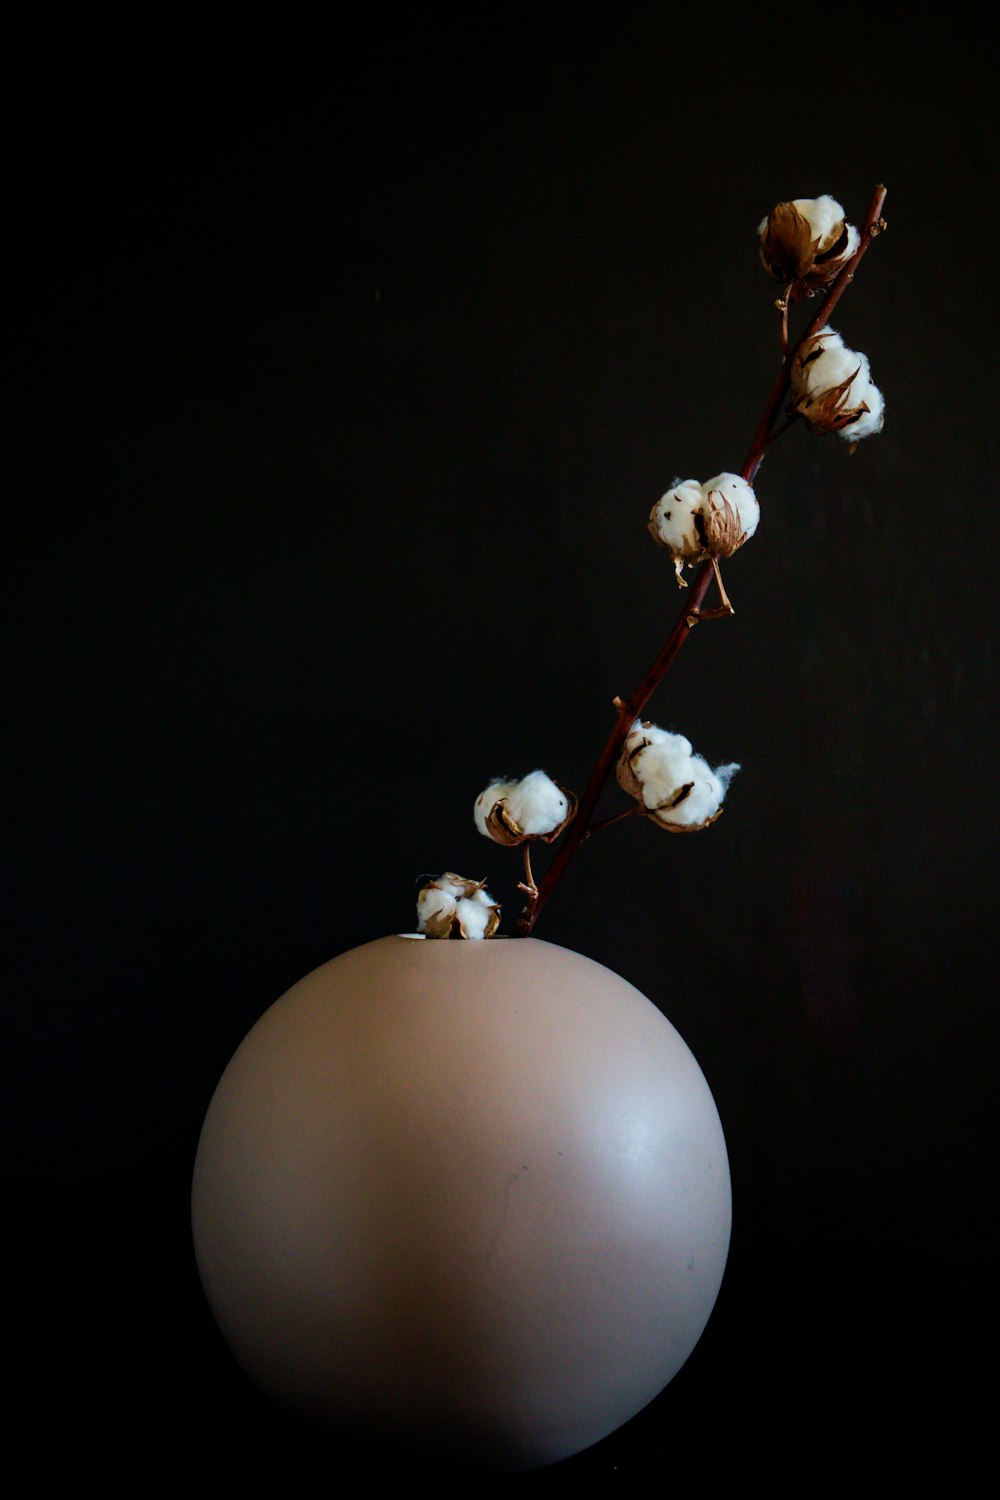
xmin=511 ymin=184 xmax=887 ymax=938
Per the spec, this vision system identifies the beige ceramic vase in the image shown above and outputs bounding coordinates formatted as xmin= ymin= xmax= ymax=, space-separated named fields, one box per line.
xmin=192 ymin=935 xmax=731 ymax=1472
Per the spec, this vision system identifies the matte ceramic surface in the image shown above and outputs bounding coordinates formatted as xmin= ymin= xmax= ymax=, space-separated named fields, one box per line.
xmin=192 ymin=936 xmax=731 ymax=1471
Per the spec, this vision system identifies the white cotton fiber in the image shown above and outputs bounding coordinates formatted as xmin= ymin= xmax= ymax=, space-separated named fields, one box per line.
xmin=793 ymin=195 xmax=846 ymax=248
xmin=502 ymin=770 xmax=569 ymax=836
xmin=417 ymin=886 xmax=457 ymax=932
xmin=803 ymin=326 xmax=853 ymax=384
xmin=625 ymin=720 xmax=692 ymax=759
xmin=840 ymin=222 xmax=860 ymax=260
xmin=659 ymin=757 xmax=740 ymax=827
xmin=632 ymin=739 xmax=700 ymax=811
xmin=474 ymin=779 xmax=515 ymax=837
xmin=839 ymin=364 xmax=884 ymax=440
xmin=455 ymin=896 xmax=491 ymax=940
xmin=649 ymin=479 xmax=703 ymax=554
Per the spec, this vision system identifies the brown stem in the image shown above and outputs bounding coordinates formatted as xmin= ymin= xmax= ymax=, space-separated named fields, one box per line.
xmin=511 ymin=185 xmax=887 ymax=937
xmin=584 ymin=805 xmax=640 ymax=840
xmin=710 ymin=557 xmax=734 ymax=615
xmin=762 ymin=411 xmax=800 ymax=451
xmin=511 ymin=563 xmax=716 ymax=936
xmin=778 ymin=287 xmax=791 ymax=356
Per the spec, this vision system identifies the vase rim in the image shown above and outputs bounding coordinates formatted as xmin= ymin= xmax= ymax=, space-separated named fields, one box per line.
xmin=395 ymin=932 xmax=513 ymax=942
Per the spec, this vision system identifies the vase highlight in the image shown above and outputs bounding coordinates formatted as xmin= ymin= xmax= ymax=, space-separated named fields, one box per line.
xmin=192 ymin=936 xmax=731 ymax=1471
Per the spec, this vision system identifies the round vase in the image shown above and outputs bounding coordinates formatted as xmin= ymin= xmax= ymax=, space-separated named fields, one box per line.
xmin=192 ymin=935 xmax=731 ymax=1472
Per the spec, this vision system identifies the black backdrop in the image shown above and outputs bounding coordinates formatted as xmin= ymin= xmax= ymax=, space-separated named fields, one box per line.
xmin=10 ymin=9 xmax=997 ymax=1488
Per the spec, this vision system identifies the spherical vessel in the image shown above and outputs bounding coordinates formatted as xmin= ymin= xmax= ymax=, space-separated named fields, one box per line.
xmin=192 ymin=936 xmax=731 ymax=1472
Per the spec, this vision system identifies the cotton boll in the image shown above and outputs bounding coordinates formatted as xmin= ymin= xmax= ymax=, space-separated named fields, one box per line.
xmin=791 ymin=326 xmax=885 ymax=441
xmin=474 ymin=779 xmax=515 ymax=837
xmin=701 ymin=473 xmax=759 ymax=543
xmin=758 ymin=196 xmax=858 ymax=290
xmin=503 ymin=770 xmax=569 ymax=837
xmin=418 ymin=874 xmax=501 ymax=938
xmin=650 ymin=475 xmax=759 ymax=575
xmin=477 ymin=771 xmax=576 ymax=845
xmin=618 ymin=720 xmax=738 ymax=831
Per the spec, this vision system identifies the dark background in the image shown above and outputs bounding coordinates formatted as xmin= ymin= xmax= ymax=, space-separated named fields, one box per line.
xmin=9 ymin=8 xmax=996 ymax=1488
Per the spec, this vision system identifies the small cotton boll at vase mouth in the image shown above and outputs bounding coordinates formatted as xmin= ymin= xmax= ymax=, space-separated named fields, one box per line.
xmin=648 ymin=473 xmax=759 ymax=586
xmin=474 ymin=770 xmax=576 ymax=846
xmin=790 ymin=326 xmax=885 ymax=441
xmin=417 ymin=873 xmax=501 ymax=939
xmin=617 ymin=720 xmax=739 ymax=831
